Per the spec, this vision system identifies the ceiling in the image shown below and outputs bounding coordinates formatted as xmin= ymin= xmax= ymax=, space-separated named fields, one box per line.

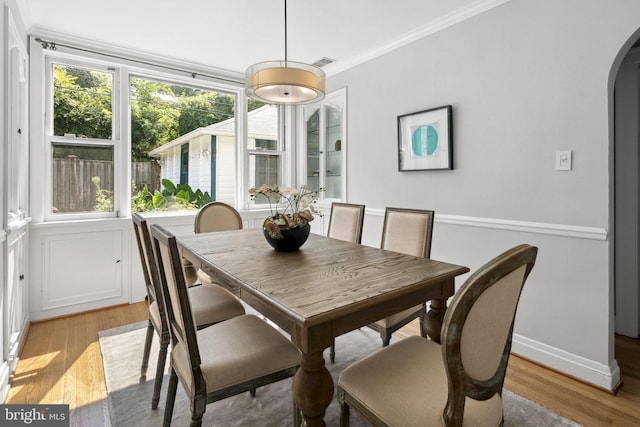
xmin=19 ymin=0 xmax=505 ymax=77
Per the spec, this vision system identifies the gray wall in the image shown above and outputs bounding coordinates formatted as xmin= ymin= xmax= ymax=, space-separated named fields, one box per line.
xmin=327 ymin=0 xmax=640 ymax=389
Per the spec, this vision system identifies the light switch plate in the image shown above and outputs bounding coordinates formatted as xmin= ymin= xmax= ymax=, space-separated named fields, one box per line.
xmin=556 ymin=150 xmax=572 ymax=171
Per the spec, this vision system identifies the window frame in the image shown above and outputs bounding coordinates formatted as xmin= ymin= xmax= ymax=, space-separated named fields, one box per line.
xmin=44 ymin=55 xmax=120 ymax=221
xmin=245 ymin=105 xmax=292 ymax=212
xmin=31 ymin=39 xmax=284 ymax=223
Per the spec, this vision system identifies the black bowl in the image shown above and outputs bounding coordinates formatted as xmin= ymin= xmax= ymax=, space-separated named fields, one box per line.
xmin=263 ymin=224 xmax=310 ymax=251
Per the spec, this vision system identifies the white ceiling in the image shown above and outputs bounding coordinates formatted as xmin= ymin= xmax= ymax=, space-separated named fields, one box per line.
xmin=20 ymin=0 xmax=507 ymax=77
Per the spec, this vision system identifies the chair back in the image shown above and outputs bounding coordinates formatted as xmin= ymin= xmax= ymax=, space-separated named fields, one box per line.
xmin=327 ymin=202 xmax=366 ymax=244
xmin=380 ymin=207 xmax=434 ymax=257
xmin=150 ymin=224 xmax=203 ymax=389
xmin=194 ymin=201 xmax=243 ymax=233
xmin=132 ymin=213 xmax=162 ymax=306
xmin=441 ymin=244 xmax=538 ymax=425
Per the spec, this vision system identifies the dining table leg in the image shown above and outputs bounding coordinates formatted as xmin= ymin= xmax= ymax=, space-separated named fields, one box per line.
xmin=423 ymin=297 xmax=448 ymax=344
xmin=292 ymin=350 xmax=334 ymax=427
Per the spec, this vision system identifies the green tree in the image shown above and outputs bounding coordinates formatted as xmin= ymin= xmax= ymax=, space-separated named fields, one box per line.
xmin=54 ymin=69 xmax=268 ymax=163
xmin=130 ymin=78 xmax=180 ymax=161
xmin=53 ymin=65 xmax=113 ymax=139
xmin=177 ymin=92 xmax=234 ymax=135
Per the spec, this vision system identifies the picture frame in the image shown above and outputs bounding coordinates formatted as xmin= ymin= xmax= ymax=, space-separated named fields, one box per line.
xmin=397 ymin=105 xmax=453 ymax=171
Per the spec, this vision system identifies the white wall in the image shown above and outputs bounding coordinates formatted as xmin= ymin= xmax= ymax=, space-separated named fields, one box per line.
xmin=327 ymin=0 xmax=640 ymax=390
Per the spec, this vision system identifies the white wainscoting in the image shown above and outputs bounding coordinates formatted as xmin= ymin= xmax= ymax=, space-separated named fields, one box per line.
xmin=27 ymin=208 xmax=616 ymax=390
xmin=28 ymin=209 xmax=282 ymax=320
xmin=356 ymin=207 xmax=614 ymax=390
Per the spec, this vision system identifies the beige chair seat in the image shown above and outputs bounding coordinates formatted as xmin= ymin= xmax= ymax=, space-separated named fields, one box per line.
xmin=149 ymin=284 xmax=245 ymax=328
xmin=196 ymin=269 xmax=215 ymax=284
xmin=374 ymin=304 xmax=422 ymax=328
xmin=339 ymin=336 xmax=503 ymax=427
xmin=148 ymin=286 xmax=244 ymax=332
xmin=172 ymin=315 xmax=301 ymax=394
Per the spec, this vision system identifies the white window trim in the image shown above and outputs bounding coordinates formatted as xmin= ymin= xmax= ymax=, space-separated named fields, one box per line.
xmin=43 ymin=56 xmax=120 ymax=221
xmin=29 ymin=35 xmax=265 ymax=223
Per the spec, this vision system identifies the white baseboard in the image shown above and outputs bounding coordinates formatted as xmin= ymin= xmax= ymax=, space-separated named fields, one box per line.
xmin=0 ymin=361 xmax=11 ymax=403
xmin=512 ymin=333 xmax=620 ymax=391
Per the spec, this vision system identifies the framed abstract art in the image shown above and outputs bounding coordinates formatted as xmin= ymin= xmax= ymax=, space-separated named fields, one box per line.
xmin=397 ymin=105 xmax=453 ymax=171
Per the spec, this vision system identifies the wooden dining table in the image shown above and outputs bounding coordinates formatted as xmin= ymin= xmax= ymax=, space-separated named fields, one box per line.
xmin=177 ymin=228 xmax=469 ymax=426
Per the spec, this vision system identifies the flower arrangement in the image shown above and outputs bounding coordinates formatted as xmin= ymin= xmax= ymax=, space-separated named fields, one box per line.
xmin=249 ymin=184 xmax=320 ymax=239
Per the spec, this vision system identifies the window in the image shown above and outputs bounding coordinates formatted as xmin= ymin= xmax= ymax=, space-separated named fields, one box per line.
xmin=46 ymin=58 xmax=117 ymax=217
xmin=131 ymin=75 xmax=240 ymax=208
xmin=52 ymin=144 xmax=114 ymax=213
xmin=180 ymin=143 xmax=189 ymax=185
xmin=38 ymin=44 xmax=280 ymax=221
xmin=248 ymin=105 xmax=281 ymax=192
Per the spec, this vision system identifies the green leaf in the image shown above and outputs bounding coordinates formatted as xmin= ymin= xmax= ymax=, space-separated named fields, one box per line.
xmin=162 ymin=179 xmax=176 ymax=193
xmin=152 ymin=191 xmax=166 ymax=208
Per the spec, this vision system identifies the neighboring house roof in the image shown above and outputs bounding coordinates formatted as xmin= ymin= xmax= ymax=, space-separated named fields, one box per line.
xmin=148 ymin=104 xmax=277 ymax=156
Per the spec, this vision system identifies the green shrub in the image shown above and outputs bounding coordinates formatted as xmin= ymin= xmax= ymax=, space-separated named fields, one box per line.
xmin=131 ymin=179 xmax=212 ymax=212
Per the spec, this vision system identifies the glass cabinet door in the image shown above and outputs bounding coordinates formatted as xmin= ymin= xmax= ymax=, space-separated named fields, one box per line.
xmin=305 ymin=106 xmax=321 ymax=196
xmin=302 ymin=88 xmax=346 ymax=202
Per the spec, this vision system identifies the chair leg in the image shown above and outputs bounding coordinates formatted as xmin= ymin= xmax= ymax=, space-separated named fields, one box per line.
xmin=163 ymin=367 xmax=179 ymax=427
xmin=140 ymin=320 xmax=154 ymax=382
xmin=152 ymin=331 xmax=169 ymax=409
xmin=330 ymin=340 xmax=336 ymax=363
xmin=419 ymin=311 xmax=428 ymax=338
xmin=293 ymin=402 xmax=302 ymax=427
xmin=380 ymin=329 xmax=391 ymax=347
xmin=190 ymin=395 xmax=205 ymax=427
xmin=339 ymin=400 xmax=350 ymax=427
xmin=250 ymin=388 xmax=256 ymax=397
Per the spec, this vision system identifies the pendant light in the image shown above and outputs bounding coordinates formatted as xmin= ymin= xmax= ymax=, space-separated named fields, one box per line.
xmin=245 ymin=0 xmax=325 ymax=105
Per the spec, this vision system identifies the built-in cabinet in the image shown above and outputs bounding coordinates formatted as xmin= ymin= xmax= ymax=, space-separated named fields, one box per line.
xmin=5 ymin=229 xmax=27 ymax=371
xmin=298 ymin=88 xmax=347 ymax=236
xmin=301 ymin=88 xmax=347 ymax=204
xmin=1 ymin=5 xmax=30 ymax=401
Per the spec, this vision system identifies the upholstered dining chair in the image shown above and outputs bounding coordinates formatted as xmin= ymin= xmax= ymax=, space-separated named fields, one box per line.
xmin=337 ymin=244 xmax=538 ymax=427
xmin=191 ymin=201 xmax=243 ymax=285
xmin=327 ymin=202 xmax=366 ymax=363
xmin=150 ymin=223 xmax=301 ymax=427
xmin=327 ymin=202 xmax=366 ymax=244
xmin=369 ymin=207 xmax=435 ymax=347
xmin=132 ymin=213 xmax=245 ymax=410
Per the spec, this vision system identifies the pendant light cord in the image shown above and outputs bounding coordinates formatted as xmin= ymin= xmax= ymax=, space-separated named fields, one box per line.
xmin=284 ymin=0 xmax=288 ymax=62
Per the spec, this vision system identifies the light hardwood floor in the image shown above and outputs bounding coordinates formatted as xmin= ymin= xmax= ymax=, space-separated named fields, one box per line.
xmin=4 ymin=302 xmax=640 ymax=426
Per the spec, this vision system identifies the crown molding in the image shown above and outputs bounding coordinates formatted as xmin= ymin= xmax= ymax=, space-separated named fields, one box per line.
xmin=29 ymin=26 xmax=245 ymax=85
xmin=326 ymin=0 xmax=512 ymax=76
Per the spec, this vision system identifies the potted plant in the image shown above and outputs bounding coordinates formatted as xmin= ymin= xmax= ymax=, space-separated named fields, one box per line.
xmin=249 ymin=184 xmax=320 ymax=251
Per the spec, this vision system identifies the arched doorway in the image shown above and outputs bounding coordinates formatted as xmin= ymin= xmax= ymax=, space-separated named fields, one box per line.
xmin=613 ymin=34 xmax=640 ymax=339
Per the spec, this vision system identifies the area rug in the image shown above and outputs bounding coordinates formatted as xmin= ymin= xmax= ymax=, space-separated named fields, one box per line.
xmin=99 ymin=320 xmax=581 ymax=427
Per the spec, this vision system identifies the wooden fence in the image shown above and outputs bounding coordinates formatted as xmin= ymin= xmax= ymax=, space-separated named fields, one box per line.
xmin=52 ymin=158 xmax=160 ymax=213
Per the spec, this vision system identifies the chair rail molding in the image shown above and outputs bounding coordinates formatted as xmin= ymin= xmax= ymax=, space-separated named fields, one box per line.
xmin=363 ymin=208 xmax=607 ymax=241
